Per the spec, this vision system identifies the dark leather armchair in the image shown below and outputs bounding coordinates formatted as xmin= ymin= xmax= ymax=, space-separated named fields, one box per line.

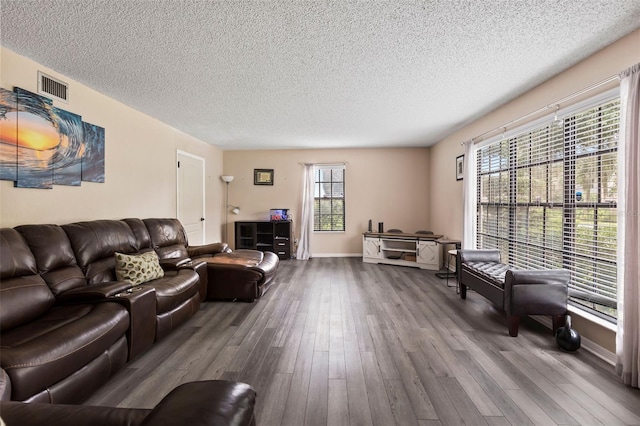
xmin=0 ymin=380 xmax=256 ymax=426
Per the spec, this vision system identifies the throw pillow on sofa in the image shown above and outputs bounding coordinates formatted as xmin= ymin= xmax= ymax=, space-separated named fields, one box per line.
xmin=115 ymin=251 xmax=164 ymax=285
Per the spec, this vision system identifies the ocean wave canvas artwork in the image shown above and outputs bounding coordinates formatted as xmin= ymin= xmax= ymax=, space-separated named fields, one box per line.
xmin=0 ymin=86 xmax=105 ymax=189
xmin=0 ymin=88 xmax=18 ymax=181
xmin=52 ymin=106 xmax=83 ymax=186
xmin=82 ymin=122 xmax=105 ymax=183
xmin=14 ymin=88 xmax=55 ymax=188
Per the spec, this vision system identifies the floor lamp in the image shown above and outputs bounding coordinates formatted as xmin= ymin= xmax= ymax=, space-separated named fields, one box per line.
xmin=221 ymin=175 xmax=234 ymax=242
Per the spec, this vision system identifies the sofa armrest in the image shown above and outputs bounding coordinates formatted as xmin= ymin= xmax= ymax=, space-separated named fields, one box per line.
xmin=188 ymin=243 xmax=231 ymax=258
xmin=161 ymin=259 xmax=208 ymax=301
xmin=249 ymin=251 xmax=279 ymax=276
xmin=111 ymin=286 xmax=157 ymax=361
xmin=60 ymin=283 xmax=157 ymax=362
xmin=140 ymin=380 xmax=256 ymax=426
xmin=56 ymin=281 xmax=134 ymax=303
xmin=458 ymin=249 xmax=501 ymax=264
xmin=160 ymin=257 xmax=193 ymax=270
xmin=505 ymin=269 xmax=570 ymax=316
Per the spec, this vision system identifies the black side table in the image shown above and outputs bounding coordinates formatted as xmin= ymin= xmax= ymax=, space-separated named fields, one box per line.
xmin=435 ymin=239 xmax=461 ymax=283
xmin=446 ymin=249 xmax=460 ymax=293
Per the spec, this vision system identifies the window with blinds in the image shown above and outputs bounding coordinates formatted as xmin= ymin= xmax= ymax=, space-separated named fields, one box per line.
xmin=476 ymin=97 xmax=619 ymax=320
xmin=314 ymin=165 xmax=345 ymax=232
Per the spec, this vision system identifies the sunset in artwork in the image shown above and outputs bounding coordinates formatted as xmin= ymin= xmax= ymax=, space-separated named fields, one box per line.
xmin=0 ymin=111 xmax=18 ymax=146
xmin=0 ymin=111 xmax=60 ymax=150
xmin=0 ymin=86 xmax=103 ymax=188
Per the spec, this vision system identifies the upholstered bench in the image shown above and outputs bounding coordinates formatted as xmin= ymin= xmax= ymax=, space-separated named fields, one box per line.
xmin=200 ymin=250 xmax=279 ymax=302
xmin=457 ymin=249 xmax=570 ymax=336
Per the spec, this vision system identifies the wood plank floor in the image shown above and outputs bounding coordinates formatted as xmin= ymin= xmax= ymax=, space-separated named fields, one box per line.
xmin=84 ymin=258 xmax=640 ymax=425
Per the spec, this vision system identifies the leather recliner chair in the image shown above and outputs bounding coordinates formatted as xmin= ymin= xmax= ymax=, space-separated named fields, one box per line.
xmin=141 ymin=218 xmax=279 ymax=302
xmin=61 ymin=220 xmax=202 ymax=341
xmin=0 ymin=228 xmax=129 ymax=403
xmin=124 ymin=217 xmax=224 ymax=301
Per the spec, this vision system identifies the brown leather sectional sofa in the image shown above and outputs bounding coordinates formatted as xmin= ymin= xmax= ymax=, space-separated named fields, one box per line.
xmin=0 ymin=217 xmax=274 ymax=407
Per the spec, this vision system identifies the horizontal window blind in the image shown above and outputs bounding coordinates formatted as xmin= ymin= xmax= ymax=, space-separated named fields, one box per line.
xmin=314 ymin=165 xmax=345 ymax=232
xmin=476 ymin=98 xmax=619 ymax=319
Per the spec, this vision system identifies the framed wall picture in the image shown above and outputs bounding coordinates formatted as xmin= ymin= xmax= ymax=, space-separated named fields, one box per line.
xmin=254 ymin=168 xmax=274 ymax=185
xmin=456 ymin=155 xmax=464 ymax=181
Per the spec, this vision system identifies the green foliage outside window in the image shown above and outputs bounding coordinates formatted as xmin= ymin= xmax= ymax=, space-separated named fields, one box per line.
xmin=476 ymin=98 xmax=619 ymax=319
xmin=314 ymin=167 xmax=345 ymax=231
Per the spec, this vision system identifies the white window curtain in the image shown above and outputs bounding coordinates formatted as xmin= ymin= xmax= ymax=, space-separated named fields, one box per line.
xmin=462 ymin=140 xmax=476 ymax=249
xmin=616 ymin=62 xmax=640 ymax=388
xmin=296 ymin=164 xmax=315 ymax=260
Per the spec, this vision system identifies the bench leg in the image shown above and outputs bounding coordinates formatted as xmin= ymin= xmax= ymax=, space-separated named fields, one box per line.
xmin=460 ymin=284 xmax=467 ymax=299
xmin=508 ymin=315 xmax=520 ymax=337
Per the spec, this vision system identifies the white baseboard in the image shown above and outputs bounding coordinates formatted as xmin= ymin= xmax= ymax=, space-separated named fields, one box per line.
xmin=531 ymin=316 xmax=615 ymax=366
xmin=311 ymin=253 xmax=362 ymax=258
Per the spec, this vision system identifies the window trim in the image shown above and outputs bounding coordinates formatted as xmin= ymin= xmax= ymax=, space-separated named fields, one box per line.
xmin=470 ymin=87 xmax=620 ymax=322
xmin=313 ymin=164 xmax=346 ymax=232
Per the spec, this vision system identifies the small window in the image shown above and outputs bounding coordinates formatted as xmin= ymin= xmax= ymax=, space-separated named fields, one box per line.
xmin=314 ymin=165 xmax=345 ymax=231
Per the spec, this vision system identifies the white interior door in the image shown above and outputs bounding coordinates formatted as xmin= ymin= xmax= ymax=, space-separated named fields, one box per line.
xmin=177 ymin=151 xmax=205 ymax=245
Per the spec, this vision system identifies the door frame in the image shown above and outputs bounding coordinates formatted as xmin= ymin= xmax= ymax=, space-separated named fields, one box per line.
xmin=176 ymin=150 xmax=206 ymax=243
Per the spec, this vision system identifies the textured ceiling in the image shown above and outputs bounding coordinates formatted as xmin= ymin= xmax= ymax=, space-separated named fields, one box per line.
xmin=2 ymin=1 xmax=640 ymax=150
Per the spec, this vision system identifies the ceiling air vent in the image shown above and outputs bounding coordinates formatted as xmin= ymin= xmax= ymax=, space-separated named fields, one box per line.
xmin=38 ymin=72 xmax=68 ymax=103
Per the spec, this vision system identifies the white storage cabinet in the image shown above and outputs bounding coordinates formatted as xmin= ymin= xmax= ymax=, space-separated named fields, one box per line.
xmin=362 ymin=233 xmax=441 ymax=270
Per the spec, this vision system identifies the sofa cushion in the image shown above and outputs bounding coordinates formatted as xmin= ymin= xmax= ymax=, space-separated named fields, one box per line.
xmin=0 ymin=275 xmax=55 ymax=333
xmin=16 ymin=225 xmax=87 ymax=295
xmin=464 ymin=261 xmax=515 ymax=287
xmin=142 ymin=218 xmax=189 ymax=260
xmin=0 ymin=229 xmax=55 ymax=331
xmin=0 ymin=302 xmax=129 ymax=401
xmin=0 ymin=228 xmax=38 ymax=280
xmin=122 ymin=218 xmax=153 ymax=251
xmin=151 ymin=269 xmax=200 ymax=314
xmin=115 ymin=251 xmax=164 ymax=285
xmin=206 ymin=250 xmax=264 ymax=267
xmin=63 ymin=221 xmax=138 ymax=285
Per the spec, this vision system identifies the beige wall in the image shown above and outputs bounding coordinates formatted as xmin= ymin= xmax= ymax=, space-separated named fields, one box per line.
xmin=429 ymin=29 xmax=640 ymax=352
xmin=223 ymin=147 xmax=431 ymax=255
xmin=0 ymin=48 xmax=224 ymax=243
